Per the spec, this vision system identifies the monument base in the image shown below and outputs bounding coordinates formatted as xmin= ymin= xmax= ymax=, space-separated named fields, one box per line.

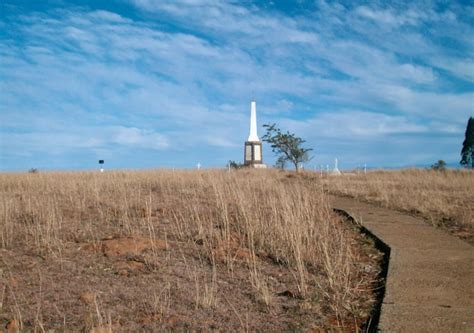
xmin=244 ymin=141 xmax=264 ymax=166
xmin=249 ymin=163 xmax=267 ymax=169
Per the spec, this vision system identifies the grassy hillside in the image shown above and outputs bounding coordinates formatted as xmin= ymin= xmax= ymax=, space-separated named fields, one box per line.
xmin=0 ymin=169 xmax=381 ymax=332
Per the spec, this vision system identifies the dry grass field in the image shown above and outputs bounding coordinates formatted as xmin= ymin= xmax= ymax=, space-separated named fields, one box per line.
xmin=319 ymin=169 xmax=474 ymax=244
xmin=0 ymin=170 xmax=382 ymax=332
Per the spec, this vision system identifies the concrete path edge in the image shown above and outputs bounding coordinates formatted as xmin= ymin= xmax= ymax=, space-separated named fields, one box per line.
xmin=333 ymin=208 xmax=391 ymax=333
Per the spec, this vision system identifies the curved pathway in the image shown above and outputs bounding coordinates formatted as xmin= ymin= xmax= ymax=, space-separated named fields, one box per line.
xmin=331 ymin=196 xmax=474 ymax=333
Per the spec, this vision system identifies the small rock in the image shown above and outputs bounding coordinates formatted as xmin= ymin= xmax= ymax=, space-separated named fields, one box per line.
xmin=101 ymin=237 xmax=167 ymax=257
xmin=6 ymin=319 xmax=19 ymax=333
xmin=117 ymin=269 xmax=128 ymax=276
xmin=80 ymin=291 xmax=96 ymax=304
xmin=9 ymin=277 xmax=18 ymax=288
xmin=212 ymin=238 xmax=252 ymax=263
xmin=166 ymin=315 xmax=179 ymax=328
xmin=115 ymin=260 xmax=145 ymax=276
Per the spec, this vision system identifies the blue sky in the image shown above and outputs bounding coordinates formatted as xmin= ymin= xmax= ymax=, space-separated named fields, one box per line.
xmin=1 ymin=0 xmax=473 ymax=171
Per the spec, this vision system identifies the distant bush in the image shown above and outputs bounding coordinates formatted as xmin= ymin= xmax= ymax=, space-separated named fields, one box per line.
xmin=28 ymin=168 xmax=39 ymax=174
xmin=228 ymin=160 xmax=244 ymax=169
xmin=431 ymin=160 xmax=446 ymax=171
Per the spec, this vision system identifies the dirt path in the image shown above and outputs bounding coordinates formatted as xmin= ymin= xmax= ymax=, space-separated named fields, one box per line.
xmin=331 ymin=196 xmax=474 ymax=333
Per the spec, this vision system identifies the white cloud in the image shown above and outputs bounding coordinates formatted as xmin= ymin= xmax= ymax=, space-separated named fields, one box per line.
xmin=430 ymin=59 xmax=474 ymax=82
xmin=279 ymin=111 xmax=428 ymax=139
xmin=1 ymin=1 xmax=472 ymax=169
xmin=353 ymin=5 xmax=432 ymax=28
xmin=111 ymin=127 xmax=169 ymax=149
xmin=1 ymin=126 xmax=169 ymax=156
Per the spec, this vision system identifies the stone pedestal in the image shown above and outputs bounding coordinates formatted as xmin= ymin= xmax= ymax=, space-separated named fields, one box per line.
xmin=244 ymin=141 xmax=266 ymax=168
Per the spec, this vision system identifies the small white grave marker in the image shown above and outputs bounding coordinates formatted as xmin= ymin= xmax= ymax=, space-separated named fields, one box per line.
xmin=332 ymin=158 xmax=341 ymax=175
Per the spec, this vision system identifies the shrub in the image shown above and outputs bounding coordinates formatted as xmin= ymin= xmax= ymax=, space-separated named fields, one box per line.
xmin=431 ymin=160 xmax=446 ymax=171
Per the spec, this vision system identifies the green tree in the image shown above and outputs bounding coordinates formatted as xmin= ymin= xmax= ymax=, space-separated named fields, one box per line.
xmin=262 ymin=123 xmax=312 ymax=172
xmin=431 ymin=160 xmax=446 ymax=171
xmin=460 ymin=117 xmax=474 ymax=169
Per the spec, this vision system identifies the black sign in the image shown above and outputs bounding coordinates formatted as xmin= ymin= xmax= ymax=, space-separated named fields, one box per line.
xmin=98 ymin=160 xmax=104 ymax=164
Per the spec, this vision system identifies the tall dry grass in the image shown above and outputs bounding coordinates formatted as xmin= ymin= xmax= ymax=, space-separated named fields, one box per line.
xmin=0 ymin=169 xmax=376 ymax=328
xmin=321 ymin=169 xmax=474 ymax=237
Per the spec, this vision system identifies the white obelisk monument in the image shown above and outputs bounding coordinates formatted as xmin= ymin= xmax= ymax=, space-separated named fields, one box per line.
xmin=244 ymin=100 xmax=266 ymax=168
